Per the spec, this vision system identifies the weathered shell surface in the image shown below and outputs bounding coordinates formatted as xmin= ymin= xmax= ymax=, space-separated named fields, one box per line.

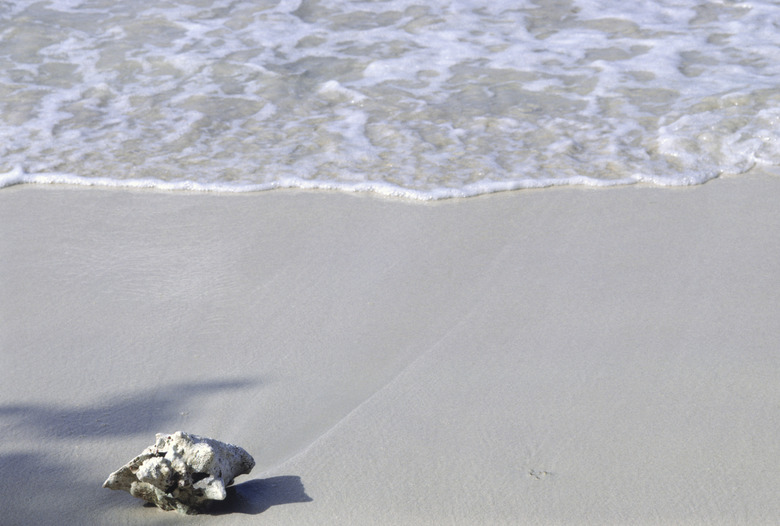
xmin=103 ymin=431 xmax=255 ymax=514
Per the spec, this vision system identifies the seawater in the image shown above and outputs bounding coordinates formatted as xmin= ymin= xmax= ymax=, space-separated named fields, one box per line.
xmin=0 ymin=0 xmax=778 ymax=199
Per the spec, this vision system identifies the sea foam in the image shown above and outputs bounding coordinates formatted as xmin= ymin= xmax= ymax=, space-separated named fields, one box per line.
xmin=1 ymin=0 xmax=778 ymax=199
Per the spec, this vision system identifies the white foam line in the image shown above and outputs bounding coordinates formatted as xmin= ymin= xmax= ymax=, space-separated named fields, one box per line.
xmin=0 ymin=166 xmax=725 ymax=201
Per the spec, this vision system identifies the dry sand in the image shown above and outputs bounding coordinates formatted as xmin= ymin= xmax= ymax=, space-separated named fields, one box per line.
xmin=1 ymin=171 xmax=779 ymax=525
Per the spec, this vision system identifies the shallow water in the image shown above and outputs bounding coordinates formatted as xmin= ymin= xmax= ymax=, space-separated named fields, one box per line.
xmin=1 ymin=0 xmax=778 ymax=198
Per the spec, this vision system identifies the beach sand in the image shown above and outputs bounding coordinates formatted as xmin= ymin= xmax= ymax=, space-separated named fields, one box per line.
xmin=2 ymin=171 xmax=779 ymax=525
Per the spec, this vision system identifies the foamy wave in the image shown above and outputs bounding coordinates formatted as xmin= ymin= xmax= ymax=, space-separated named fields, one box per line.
xmin=1 ymin=0 xmax=778 ymax=198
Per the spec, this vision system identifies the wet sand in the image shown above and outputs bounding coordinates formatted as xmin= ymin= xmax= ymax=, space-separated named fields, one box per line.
xmin=1 ymin=171 xmax=779 ymax=525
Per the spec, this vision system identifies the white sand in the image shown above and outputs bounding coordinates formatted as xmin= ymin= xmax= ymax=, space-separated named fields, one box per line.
xmin=1 ymin=171 xmax=779 ymax=525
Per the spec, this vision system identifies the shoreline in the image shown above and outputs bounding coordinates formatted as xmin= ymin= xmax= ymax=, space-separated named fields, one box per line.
xmin=2 ymin=171 xmax=779 ymax=524
xmin=3 ymin=163 xmax=779 ymax=201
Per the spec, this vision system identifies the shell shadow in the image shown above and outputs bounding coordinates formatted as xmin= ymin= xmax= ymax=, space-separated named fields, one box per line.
xmin=208 ymin=476 xmax=312 ymax=515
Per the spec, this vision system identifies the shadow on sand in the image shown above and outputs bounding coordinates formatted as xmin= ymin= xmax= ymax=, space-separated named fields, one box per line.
xmin=209 ymin=476 xmax=313 ymax=515
xmin=0 ymin=378 xmax=258 ymax=438
xmin=0 ymin=377 xmax=312 ymax=518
